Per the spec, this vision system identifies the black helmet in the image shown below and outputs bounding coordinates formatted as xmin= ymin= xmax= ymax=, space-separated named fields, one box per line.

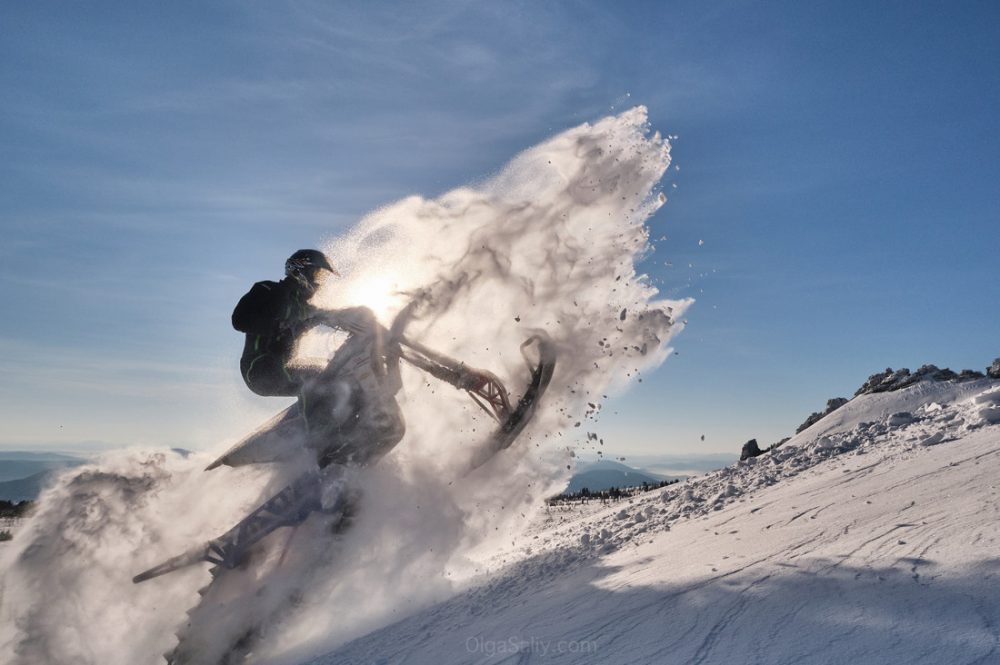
xmin=285 ymin=249 xmax=337 ymax=289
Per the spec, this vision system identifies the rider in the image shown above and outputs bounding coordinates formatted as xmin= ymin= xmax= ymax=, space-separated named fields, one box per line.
xmin=232 ymin=249 xmax=404 ymax=467
xmin=232 ymin=249 xmax=339 ymax=397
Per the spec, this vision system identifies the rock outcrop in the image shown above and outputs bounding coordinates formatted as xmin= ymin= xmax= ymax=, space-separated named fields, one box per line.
xmin=855 ymin=364 xmax=985 ymax=396
xmin=740 ymin=439 xmax=763 ymax=461
xmin=796 ymin=397 xmax=849 ymax=434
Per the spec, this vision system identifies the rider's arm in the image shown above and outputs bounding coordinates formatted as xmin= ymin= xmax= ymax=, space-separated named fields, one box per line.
xmin=310 ymin=306 xmax=378 ymax=336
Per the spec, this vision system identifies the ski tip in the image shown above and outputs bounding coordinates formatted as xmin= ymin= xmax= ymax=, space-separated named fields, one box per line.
xmin=133 ymin=571 xmax=153 ymax=584
xmin=133 ymin=563 xmax=171 ymax=584
xmin=133 ymin=567 xmax=167 ymax=584
xmin=132 ymin=545 xmax=212 ymax=584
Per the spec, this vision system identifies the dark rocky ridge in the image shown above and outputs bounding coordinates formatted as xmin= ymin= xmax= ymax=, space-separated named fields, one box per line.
xmin=854 ymin=364 xmax=988 ymax=396
xmin=776 ymin=356 xmax=1000 ymax=450
xmin=796 ymin=397 xmax=850 ymax=434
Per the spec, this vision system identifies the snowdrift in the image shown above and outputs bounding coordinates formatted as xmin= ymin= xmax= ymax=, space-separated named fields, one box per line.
xmin=307 ymin=377 xmax=1000 ymax=664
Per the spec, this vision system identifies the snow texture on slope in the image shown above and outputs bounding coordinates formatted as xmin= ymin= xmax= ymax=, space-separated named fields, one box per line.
xmin=305 ymin=378 xmax=1000 ymax=664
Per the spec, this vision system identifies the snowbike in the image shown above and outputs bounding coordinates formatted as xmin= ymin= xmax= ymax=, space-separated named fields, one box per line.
xmin=132 ymin=302 xmax=556 ymax=665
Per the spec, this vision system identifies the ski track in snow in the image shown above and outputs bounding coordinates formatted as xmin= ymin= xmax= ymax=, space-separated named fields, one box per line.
xmin=302 ymin=379 xmax=1000 ymax=665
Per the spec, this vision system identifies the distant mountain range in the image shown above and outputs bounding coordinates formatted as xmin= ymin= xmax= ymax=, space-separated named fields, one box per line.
xmin=623 ymin=453 xmax=735 ymax=478
xmin=0 ymin=451 xmax=711 ymax=500
xmin=0 ymin=452 xmax=85 ymax=501
xmin=564 ymin=459 xmax=675 ymax=494
xmin=0 ymin=472 xmax=57 ymax=502
xmin=0 ymin=451 xmax=83 ymax=462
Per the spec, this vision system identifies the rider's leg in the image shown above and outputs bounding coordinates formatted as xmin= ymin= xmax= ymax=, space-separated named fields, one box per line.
xmin=206 ymin=472 xmax=322 ymax=569
xmin=206 ymin=465 xmax=359 ymax=569
xmin=240 ymin=353 xmax=304 ymax=397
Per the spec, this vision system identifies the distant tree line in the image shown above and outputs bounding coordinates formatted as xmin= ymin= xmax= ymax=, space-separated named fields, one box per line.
xmin=547 ymin=478 xmax=680 ymax=506
xmin=0 ymin=500 xmax=33 ymax=519
xmin=0 ymin=500 xmax=32 ymax=542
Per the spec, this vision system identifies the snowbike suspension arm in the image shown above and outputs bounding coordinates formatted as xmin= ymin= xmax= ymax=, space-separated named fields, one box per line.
xmin=397 ymin=337 xmax=512 ymax=424
xmin=133 ymin=472 xmax=324 ymax=584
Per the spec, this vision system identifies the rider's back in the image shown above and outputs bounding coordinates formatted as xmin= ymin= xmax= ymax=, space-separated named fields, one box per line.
xmin=233 ymin=278 xmax=314 ymax=396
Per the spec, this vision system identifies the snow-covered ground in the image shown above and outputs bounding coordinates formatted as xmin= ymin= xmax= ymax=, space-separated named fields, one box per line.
xmin=302 ymin=377 xmax=1000 ymax=664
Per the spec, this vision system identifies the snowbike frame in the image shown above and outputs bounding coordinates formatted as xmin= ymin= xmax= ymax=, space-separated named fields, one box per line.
xmin=133 ymin=308 xmax=555 ymax=585
xmin=398 ymin=336 xmax=512 ymax=425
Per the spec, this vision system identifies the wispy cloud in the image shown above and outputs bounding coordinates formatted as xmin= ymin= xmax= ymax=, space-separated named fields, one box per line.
xmin=0 ymin=337 xmax=232 ymax=393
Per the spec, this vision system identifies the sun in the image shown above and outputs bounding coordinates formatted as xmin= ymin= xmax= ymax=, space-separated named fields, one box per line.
xmin=340 ymin=273 xmax=402 ymax=324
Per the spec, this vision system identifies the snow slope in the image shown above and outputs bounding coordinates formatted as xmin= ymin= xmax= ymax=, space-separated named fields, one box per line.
xmin=301 ymin=378 xmax=1000 ymax=665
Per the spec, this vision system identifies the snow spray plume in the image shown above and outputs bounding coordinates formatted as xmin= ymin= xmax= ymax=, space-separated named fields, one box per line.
xmin=0 ymin=451 xmax=280 ymax=664
xmin=0 ymin=107 xmax=690 ymax=665
xmin=270 ymin=106 xmax=691 ymax=662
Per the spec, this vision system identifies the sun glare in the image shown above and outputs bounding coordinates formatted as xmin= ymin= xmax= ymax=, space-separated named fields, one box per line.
xmin=343 ymin=273 xmax=401 ymax=324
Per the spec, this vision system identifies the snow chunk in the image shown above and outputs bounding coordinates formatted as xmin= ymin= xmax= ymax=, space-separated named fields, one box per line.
xmin=888 ymin=412 xmax=915 ymax=427
xmin=816 ymin=437 xmax=838 ymax=451
xmin=974 ymin=390 xmax=1000 ymax=406
xmin=921 ymin=432 xmax=945 ymax=446
xmin=978 ymin=406 xmax=1000 ymax=425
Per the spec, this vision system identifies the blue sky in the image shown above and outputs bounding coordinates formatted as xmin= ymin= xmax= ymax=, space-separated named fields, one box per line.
xmin=1 ymin=1 xmax=998 ymax=456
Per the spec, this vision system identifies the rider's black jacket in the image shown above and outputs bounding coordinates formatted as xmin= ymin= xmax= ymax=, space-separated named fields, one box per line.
xmin=232 ymin=278 xmax=316 ymax=396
